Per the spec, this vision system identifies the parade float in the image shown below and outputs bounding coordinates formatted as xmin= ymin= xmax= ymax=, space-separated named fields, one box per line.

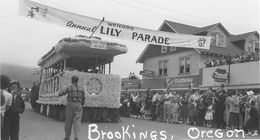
xmin=36 ymin=35 xmax=127 ymax=122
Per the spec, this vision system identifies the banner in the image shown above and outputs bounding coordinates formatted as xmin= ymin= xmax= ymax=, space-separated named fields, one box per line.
xmin=18 ymin=0 xmax=211 ymax=49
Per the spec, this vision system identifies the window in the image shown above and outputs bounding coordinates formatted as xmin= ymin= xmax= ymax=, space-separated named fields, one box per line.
xmin=159 ymin=60 xmax=168 ymax=76
xmin=179 ymin=57 xmax=191 ymax=74
xmin=161 ymin=46 xmax=167 ymax=53
xmin=170 ymin=46 xmax=176 ymax=51
xmin=210 ymin=31 xmax=225 ymax=47
xmin=248 ymin=41 xmax=255 ymax=52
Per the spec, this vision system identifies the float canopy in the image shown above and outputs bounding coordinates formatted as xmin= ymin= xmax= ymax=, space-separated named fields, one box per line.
xmin=38 ymin=36 xmax=128 ymax=68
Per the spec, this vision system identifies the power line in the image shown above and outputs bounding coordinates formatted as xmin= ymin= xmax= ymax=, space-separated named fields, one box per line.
xmin=109 ymin=0 xmax=203 ymax=27
xmin=116 ymin=0 xmax=258 ymax=32
xmin=130 ymin=0 xmax=259 ymax=32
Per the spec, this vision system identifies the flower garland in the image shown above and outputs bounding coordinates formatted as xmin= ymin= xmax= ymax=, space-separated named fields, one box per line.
xmin=38 ymin=71 xmax=121 ymax=108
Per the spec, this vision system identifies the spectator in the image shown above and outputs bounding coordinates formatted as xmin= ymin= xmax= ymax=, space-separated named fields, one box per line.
xmin=0 ymin=75 xmax=12 ymax=132
xmin=244 ymin=100 xmax=258 ymax=136
xmin=2 ymin=80 xmax=25 ymax=140
xmin=214 ymin=84 xmax=227 ymax=129
xmin=188 ymin=90 xmax=199 ymax=126
xmin=196 ymin=96 xmax=206 ymax=126
xmin=205 ymin=103 xmax=214 ymax=128
xmin=163 ymin=89 xmax=173 ymax=122
xmin=224 ymin=92 xmax=232 ymax=129
xmin=181 ymin=89 xmax=192 ymax=124
xmin=229 ymin=90 xmax=240 ymax=130
xmin=170 ymin=98 xmax=179 ymax=124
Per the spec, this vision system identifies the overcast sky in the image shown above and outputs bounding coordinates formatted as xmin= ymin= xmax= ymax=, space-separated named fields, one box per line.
xmin=0 ymin=0 xmax=259 ymax=78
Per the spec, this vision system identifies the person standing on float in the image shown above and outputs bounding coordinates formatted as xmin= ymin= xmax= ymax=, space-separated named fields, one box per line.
xmin=58 ymin=76 xmax=85 ymax=140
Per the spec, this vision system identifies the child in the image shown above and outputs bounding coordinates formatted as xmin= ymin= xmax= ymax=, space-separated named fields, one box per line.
xmin=170 ymin=99 xmax=179 ymax=124
xmin=205 ymin=104 xmax=214 ymax=128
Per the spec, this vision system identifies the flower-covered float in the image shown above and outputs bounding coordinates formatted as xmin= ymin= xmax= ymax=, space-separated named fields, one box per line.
xmin=36 ymin=35 xmax=127 ymax=122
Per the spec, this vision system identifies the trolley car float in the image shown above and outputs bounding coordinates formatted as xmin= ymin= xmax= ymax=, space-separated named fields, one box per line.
xmin=36 ymin=35 xmax=128 ymax=122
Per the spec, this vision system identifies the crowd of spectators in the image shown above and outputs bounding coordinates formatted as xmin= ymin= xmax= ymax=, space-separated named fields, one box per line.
xmin=120 ymin=85 xmax=260 ymax=136
xmin=205 ymin=52 xmax=259 ymax=68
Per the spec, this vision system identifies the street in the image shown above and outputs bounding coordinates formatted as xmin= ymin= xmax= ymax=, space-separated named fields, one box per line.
xmin=19 ymin=103 xmax=258 ymax=140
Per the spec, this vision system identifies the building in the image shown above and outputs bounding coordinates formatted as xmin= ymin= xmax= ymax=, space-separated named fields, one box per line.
xmin=136 ymin=20 xmax=259 ymax=90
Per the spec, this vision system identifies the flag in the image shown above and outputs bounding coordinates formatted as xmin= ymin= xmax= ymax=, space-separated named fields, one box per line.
xmin=18 ymin=0 xmax=211 ymax=49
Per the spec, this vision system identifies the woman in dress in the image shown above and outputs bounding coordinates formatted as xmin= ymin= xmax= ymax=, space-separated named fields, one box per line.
xmin=205 ymin=103 xmax=214 ymax=128
xmin=188 ymin=90 xmax=199 ymax=126
xmin=224 ymin=92 xmax=231 ymax=129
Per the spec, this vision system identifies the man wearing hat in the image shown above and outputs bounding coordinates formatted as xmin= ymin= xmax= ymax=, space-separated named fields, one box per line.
xmin=2 ymin=80 xmax=25 ymax=140
xmin=58 ymin=76 xmax=85 ymax=140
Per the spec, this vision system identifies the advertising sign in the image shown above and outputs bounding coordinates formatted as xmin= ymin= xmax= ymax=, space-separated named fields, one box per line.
xmin=139 ymin=70 xmax=154 ymax=77
xmin=212 ymin=68 xmax=228 ymax=82
xmin=165 ymin=75 xmax=200 ymax=88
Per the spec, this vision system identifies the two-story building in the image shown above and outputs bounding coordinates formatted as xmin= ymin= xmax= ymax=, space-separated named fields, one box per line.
xmin=136 ymin=20 xmax=259 ymax=90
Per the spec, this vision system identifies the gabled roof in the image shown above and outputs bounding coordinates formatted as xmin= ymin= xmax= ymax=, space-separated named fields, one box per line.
xmin=230 ymin=31 xmax=259 ymax=42
xmin=193 ymin=23 xmax=230 ymax=36
xmin=136 ymin=20 xmax=247 ymax=63
xmin=164 ymin=20 xmax=199 ymax=34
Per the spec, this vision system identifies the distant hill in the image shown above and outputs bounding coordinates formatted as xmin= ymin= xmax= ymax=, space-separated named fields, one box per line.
xmin=0 ymin=63 xmax=38 ymax=89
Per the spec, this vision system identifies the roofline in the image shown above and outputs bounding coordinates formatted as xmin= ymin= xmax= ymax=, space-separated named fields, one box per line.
xmin=136 ymin=20 xmax=204 ymax=63
xmin=136 ymin=20 xmax=177 ymax=63
xmin=208 ymin=23 xmax=230 ymax=37
xmin=163 ymin=20 xmax=178 ymax=33
xmin=246 ymin=31 xmax=259 ymax=41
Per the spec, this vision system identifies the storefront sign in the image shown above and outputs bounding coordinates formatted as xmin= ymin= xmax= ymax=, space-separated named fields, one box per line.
xmin=139 ymin=70 xmax=154 ymax=77
xmin=121 ymin=79 xmax=141 ymax=89
xmin=165 ymin=75 xmax=200 ymax=88
xmin=141 ymin=78 xmax=166 ymax=89
xmin=19 ymin=0 xmax=211 ymax=49
xmin=212 ymin=68 xmax=228 ymax=82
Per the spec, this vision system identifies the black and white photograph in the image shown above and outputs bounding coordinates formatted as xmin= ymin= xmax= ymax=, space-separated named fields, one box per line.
xmin=0 ymin=0 xmax=259 ymax=139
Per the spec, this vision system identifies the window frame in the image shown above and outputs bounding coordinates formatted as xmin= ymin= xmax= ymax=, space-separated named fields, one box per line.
xmin=158 ymin=59 xmax=168 ymax=76
xmin=161 ymin=46 xmax=168 ymax=53
xmin=179 ymin=56 xmax=191 ymax=75
xmin=210 ymin=31 xmax=226 ymax=48
xmin=247 ymin=40 xmax=255 ymax=52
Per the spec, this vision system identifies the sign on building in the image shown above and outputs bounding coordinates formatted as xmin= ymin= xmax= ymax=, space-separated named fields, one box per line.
xmin=165 ymin=75 xmax=200 ymax=89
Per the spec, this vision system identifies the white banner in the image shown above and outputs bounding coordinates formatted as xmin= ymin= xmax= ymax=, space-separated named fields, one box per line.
xmin=18 ymin=0 xmax=211 ymax=49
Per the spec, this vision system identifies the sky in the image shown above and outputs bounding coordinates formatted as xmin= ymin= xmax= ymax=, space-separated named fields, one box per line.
xmin=0 ymin=0 xmax=259 ymax=78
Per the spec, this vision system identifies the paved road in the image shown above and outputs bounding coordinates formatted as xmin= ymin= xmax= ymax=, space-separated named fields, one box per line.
xmin=19 ymin=103 xmax=259 ymax=140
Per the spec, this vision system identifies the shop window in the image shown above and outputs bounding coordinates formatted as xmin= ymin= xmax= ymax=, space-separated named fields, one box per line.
xmin=159 ymin=60 xmax=168 ymax=76
xmin=179 ymin=56 xmax=191 ymax=74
